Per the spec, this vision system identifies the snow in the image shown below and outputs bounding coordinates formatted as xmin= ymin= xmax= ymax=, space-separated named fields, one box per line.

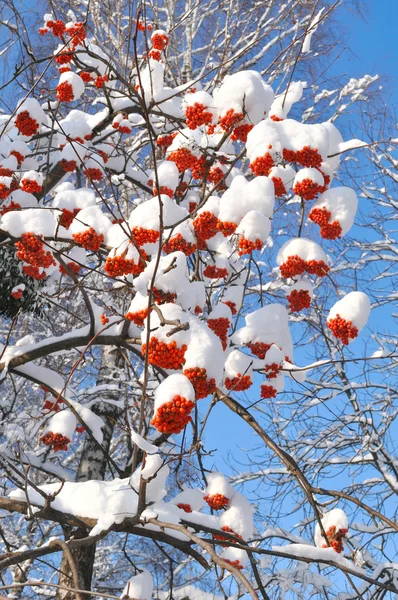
xmin=68 ymin=399 xmax=104 ymax=444
xmin=16 ymin=97 xmax=47 ymax=126
xmin=277 ymin=237 xmax=328 ymax=265
xmin=58 ymin=71 xmax=85 ymax=101
xmin=232 ymin=303 xmax=292 ymax=355
xmin=327 ymin=291 xmax=371 ymax=331
xmin=314 ymin=508 xmax=349 ymax=548
xmin=42 ymin=409 xmax=76 ymax=439
xmin=170 ymin=488 xmax=205 ymax=512
xmin=294 ymin=167 xmax=324 ymax=186
xmin=205 ymin=472 xmax=235 ymax=501
xmin=236 ymin=210 xmax=271 ymax=242
xmin=219 ymin=491 xmax=254 ymax=539
xmin=302 ymin=8 xmax=326 ymax=53
xmin=134 ymin=251 xmax=190 ymax=299
xmin=1 ymin=208 xmax=56 ymax=238
xmin=310 ymin=186 xmax=358 ymax=236
xmin=69 ymin=205 xmax=113 ymax=238
xmin=154 ymin=374 xmax=195 ymax=410
xmin=121 ymin=569 xmax=153 ymax=600
xmin=53 ymin=187 xmax=96 ymax=211
xmin=214 ymin=70 xmax=274 ymax=124
xmin=270 ymin=82 xmax=305 ymax=119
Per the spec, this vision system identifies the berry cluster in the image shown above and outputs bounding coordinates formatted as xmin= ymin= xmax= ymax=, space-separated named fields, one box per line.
xmin=217 ymin=221 xmax=237 ymax=237
xmin=15 ymin=111 xmax=39 ymax=136
xmin=191 ymin=155 xmax=207 ymax=180
xmin=153 ymin=185 xmax=174 ymax=198
xmin=207 ymin=317 xmax=230 ymax=350
xmin=280 ymin=255 xmax=329 ymax=279
xmin=151 ymin=395 xmax=195 ymax=434
xmin=231 ymin=123 xmax=253 ymax=142
xmin=55 ymin=50 xmax=73 ymax=65
xmin=95 ymin=75 xmax=109 ymax=88
xmin=59 ymin=261 xmax=81 ymax=276
xmin=177 ymin=503 xmax=192 ymax=513
xmin=10 ymin=150 xmax=25 ymax=165
xmin=208 ymin=166 xmax=227 ymax=190
xmin=104 ymin=255 xmax=138 ymax=277
xmin=185 ymin=103 xmax=213 ymax=129
xmin=163 ymin=234 xmax=196 ymax=257
xmin=260 ymin=384 xmax=277 ymax=399
xmin=219 ymin=109 xmax=244 ymax=131
xmin=223 ymin=559 xmax=244 ymax=570
xmin=142 ymin=338 xmax=187 ymax=369
xmin=246 ymin=342 xmax=271 ymax=360
xmin=73 ymin=228 xmax=104 ymax=251
xmin=132 ymin=226 xmax=160 ymax=246
xmin=0 ymin=167 xmax=14 ymax=177
xmin=203 ymin=493 xmax=230 ymax=510
xmin=214 ymin=525 xmax=243 ymax=545
xmin=151 ymin=32 xmax=169 ymax=50
xmin=283 ymin=146 xmax=322 ymax=168
xmin=203 ymin=265 xmax=228 ymax=279
xmin=270 ymin=115 xmax=283 ymax=122
xmin=60 ymin=159 xmax=77 ymax=173
xmin=293 ymin=178 xmax=323 ymax=201
xmin=15 ymin=233 xmax=56 ymax=276
xmin=148 ymin=49 xmax=162 ymax=61
xmin=271 ymin=176 xmax=286 ymax=197
xmin=287 ymin=289 xmax=311 ymax=312
xmin=238 ymin=237 xmax=263 ymax=256
xmin=39 ymin=432 xmax=70 ymax=452
xmin=100 ymin=314 xmax=109 ymax=325
xmin=156 ymin=133 xmax=177 ymax=150
xmin=322 ymin=525 xmax=348 ymax=554
xmin=59 ymin=207 xmax=80 ymax=228
xmin=184 ymin=367 xmax=216 ymax=400
xmin=21 ymin=178 xmax=42 ymax=194
xmin=224 ymin=374 xmax=252 ymax=392
xmin=249 ymin=153 xmax=274 ymax=176
xmin=79 ymin=71 xmax=93 ymax=83
xmin=222 ymin=300 xmax=237 ymax=315
xmin=83 ymin=167 xmax=103 ymax=181
xmin=308 ymin=207 xmax=342 ymax=239
xmin=152 ymin=288 xmax=176 ymax=305
xmin=264 ymin=361 xmax=281 ymax=379
xmin=327 ymin=315 xmax=358 ymax=345
xmin=0 ymin=182 xmax=11 ymax=200
xmin=126 ymin=309 xmax=148 ymax=327
xmin=56 ymin=81 xmax=74 ymax=102
xmin=193 ymin=211 xmax=220 ymax=247
xmin=11 ymin=288 xmax=23 ymax=299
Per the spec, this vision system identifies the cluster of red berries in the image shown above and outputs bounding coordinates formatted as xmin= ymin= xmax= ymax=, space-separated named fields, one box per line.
xmin=287 ymin=289 xmax=311 ymax=312
xmin=177 ymin=503 xmax=192 ymax=513
xmin=249 ymin=153 xmax=274 ymax=176
xmin=327 ymin=315 xmax=358 ymax=345
xmin=151 ymin=395 xmax=195 ymax=434
xmin=203 ymin=493 xmax=230 ymax=510
xmin=73 ymin=228 xmax=104 ymax=251
xmin=83 ymin=167 xmax=103 ymax=181
xmin=112 ymin=119 xmax=132 ymax=135
xmin=15 ymin=233 xmax=56 ymax=275
xmin=260 ymin=384 xmax=277 ymax=399
xmin=322 ymin=525 xmax=348 ymax=554
xmin=207 ymin=317 xmax=230 ymax=350
xmin=0 ymin=167 xmax=14 ymax=177
xmin=224 ymin=374 xmax=252 ymax=392
xmin=126 ymin=308 xmax=148 ymax=327
xmin=156 ymin=133 xmax=177 ymax=151
xmin=219 ymin=109 xmax=244 ymax=131
xmin=132 ymin=226 xmax=160 ymax=246
xmin=11 ymin=287 xmax=23 ymax=299
xmin=264 ymin=361 xmax=281 ymax=379
xmin=21 ymin=178 xmax=42 ymax=194
xmin=271 ymin=176 xmax=286 ymax=197
xmin=246 ymin=342 xmax=271 ymax=360
xmin=39 ymin=19 xmax=65 ymax=37
xmin=208 ymin=166 xmax=227 ymax=190
xmin=238 ymin=237 xmax=263 ymax=256
xmin=0 ymin=182 xmax=11 ymax=200
xmin=142 ymin=338 xmax=187 ymax=369
xmin=293 ymin=178 xmax=324 ymax=201
xmin=104 ymin=255 xmax=138 ymax=277
xmin=60 ymin=159 xmax=77 ymax=172
xmin=223 ymin=559 xmax=244 ymax=570
xmin=231 ymin=123 xmax=253 ymax=142
xmin=222 ymin=300 xmax=237 ymax=315
xmin=203 ymin=265 xmax=228 ymax=279
xmin=95 ymin=75 xmax=109 ymax=88
xmin=137 ymin=21 xmax=152 ymax=32
xmin=59 ymin=261 xmax=81 ymax=276
xmin=191 ymin=155 xmax=207 ymax=180
xmin=79 ymin=71 xmax=93 ymax=83
xmin=193 ymin=211 xmax=220 ymax=247
xmin=153 ymin=185 xmax=174 ymax=198
xmin=217 ymin=221 xmax=237 ymax=237
xmin=59 ymin=207 xmax=80 ymax=228
xmin=100 ymin=314 xmax=109 ymax=325
xmin=184 ymin=367 xmax=216 ymax=400
xmin=270 ymin=115 xmax=283 ymax=122
xmin=163 ymin=234 xmax=196 ymax=257
xmin=152 ymin=288 xmax=176 ymax=305
xmin=56 ymin=82 xmax=74 ymax=102
xmin=283 ymin=146 xmax=322 ymax=168
xmin=39 ymin=432 xmax=70 ymax=452
xmin=308 ymin=207 xmax=342 ymax=239
xmin=15 ymin=111 xmax=39 ymax=137
xmin=279 ymin=255 xmax=329 ymax=278
xmin=214 ymin=525 xmax=243 ymax=545
xmin=185 ymin=103 xmax=213 ymax=129
xmin=10 ymin=150 xmax=25 ymax=165
xmin=148 ymin=49 xmax=162 ymax=61
xmin=151 ymin=32 xmax=169 ymax=50
xmin=55 ymin=50 xmax=73 ymax=65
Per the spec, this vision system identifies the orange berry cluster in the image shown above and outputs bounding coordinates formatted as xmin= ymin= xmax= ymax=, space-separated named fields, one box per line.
xmin=0 ymin=183 xmax=11 ymax=199
xmin=21 ymin=178 xmax=42 ymax=194
xmin=163 ymin=234 xmax=196 ymax=257
xmin=219 ymin=109 xmax=244 ymax=131
xmin=126 ymin=309 xmax=148 ymax=327
xmin=280 ymin=255 xmax=329 ymax=278
xmin=231 ymin=123 xmax=253 ymax=142
xmin=260 ymin=384 xmax=277 ymax=399
xmin=327 ymin=315 xmax=358 ymax=345
xmin=83 ymin=167 xmax=103 ymax=181
xmin=132 ymin=226 xmax=160 ymax=246
xmin=194 ymin=305 xmax=203 ymax=314
xmin=217 ymin=221 xmax=237 ymax=237
xmin=293 ymin=178 xmax=323 ymax=201
xmin=306 ymin=259 xmax=329 ymax=277
xmin=214 ymin=525 xmax=243 ymax=545
xmin=208 ymin=166 xmax=227 ymax=191
xmin=10 ymin=150 xmax=25 ymax=165
xmin=59 ymin=207 xmax=80 ymax=228
xmin=283 ymin=146 xmax=322 ymax=168
xmin=148 ymin=50 xmax=162 ymax=61
xmin=55 ymin=50 xmax=73 ymax=64
xmin=95 ymin=75 xmax=109 ymax=88
xmin=264 ymin=361 xmax=281 ymax=379
xmin=287 ymin=289 xmax=311 ymax=312
xmin=153 ymin=185 xmax=174 ymax=198
xmin=177 ymin=503 xmax=192 ymax=513
xmin=175 ymin=181 xmax=188 ymax=198
xmin=40 ymin=432 xmax=70 ymax=452
xmin=60 ymin=159 xmax=77 ymax=172
xmin=11 ymin=288 xmax=23 ymax=299
xmin=322 ymin=525 xmax=348 ymax=554
xmin=79 ymin=71 xmax=93 ymax=82
xmin=271 ymin=176 xmax=286 ymax=197
xmin=203 ymin=493 xmax=230 ymax=510
xmin=203 ymin=265 xmax=228 ymax=279
xmin=223 ymin=559 xmax=244 ymax=570
xmin=223 ymin=300 xmax=237 ymax=315
xmin=193 ymin=211 xmax=220 ymax=246
xmin=43 ymin=398 xmax=62 ymax=412
xmin=270 ymin=115 xmax=283 ymax=122
xmin=246 ymin=342 xmax=271 ymax=360
xmin=59 ymin=261 xmax=81 ymax=275
xmin=151 ymin=32 xmax=169 ymax=50
xmin=189 ymin=201 xmax=198 ymax=213
xmin=207 ymin=317 xmax=230 ymax=350
xmin=224 ymin=374 xmax=252 ymax=392
xmin=184 ymin=367 xmax=216 ymax=399
xmin=15 ymin=111 xmax=39 ymax=136
xmin=238 ymin=237 xmax=263 ymax=256
xmin=22 ymin=265 xmax=46 ymax=280
xmin=151 ymin=394 xmax=195 ymax=434
xmin=57 ymin=81 xmax=74 ymax=102
xmin=0 ymin=168 xmax=14 ymax=177
xmin=152 ymin=287 xmax=177 ymax=305
xmin=39 ymin=19 xmax=65 ymax=37
xmin=249 ymin=153 xmax=274 ymax=176
xmin=156 ymin=133 xmax=177 ymax=150
xmin=143 ymin=338 xmax=188 ymax=369
xmin=185 ymin=103 xmax=213 ymax=129
xmin=15 ymin=233 xmax=56 ymax=272
xmin=138 ymin=21 xmax=152 ymax=32
xmin=191 ymin=155 xmax=207 ymax=180
xmin=73 ymin=228 xmax=104 ymax=251
xmin=58 ymin=66 xmax=71 ymax=74
xmin=308 ymin=207 xmax=342 ymax=239
xmin=318 ymin=171 xmax=331 ymax=193
xmin=100 ymin=313 xmax=109 ymax=325
xmin=104 ymin=255 xmax=138 ymax=277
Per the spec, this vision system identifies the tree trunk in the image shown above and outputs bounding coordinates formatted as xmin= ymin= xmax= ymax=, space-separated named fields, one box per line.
xmin=55 ymin=347 xmax=124 ymax=600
